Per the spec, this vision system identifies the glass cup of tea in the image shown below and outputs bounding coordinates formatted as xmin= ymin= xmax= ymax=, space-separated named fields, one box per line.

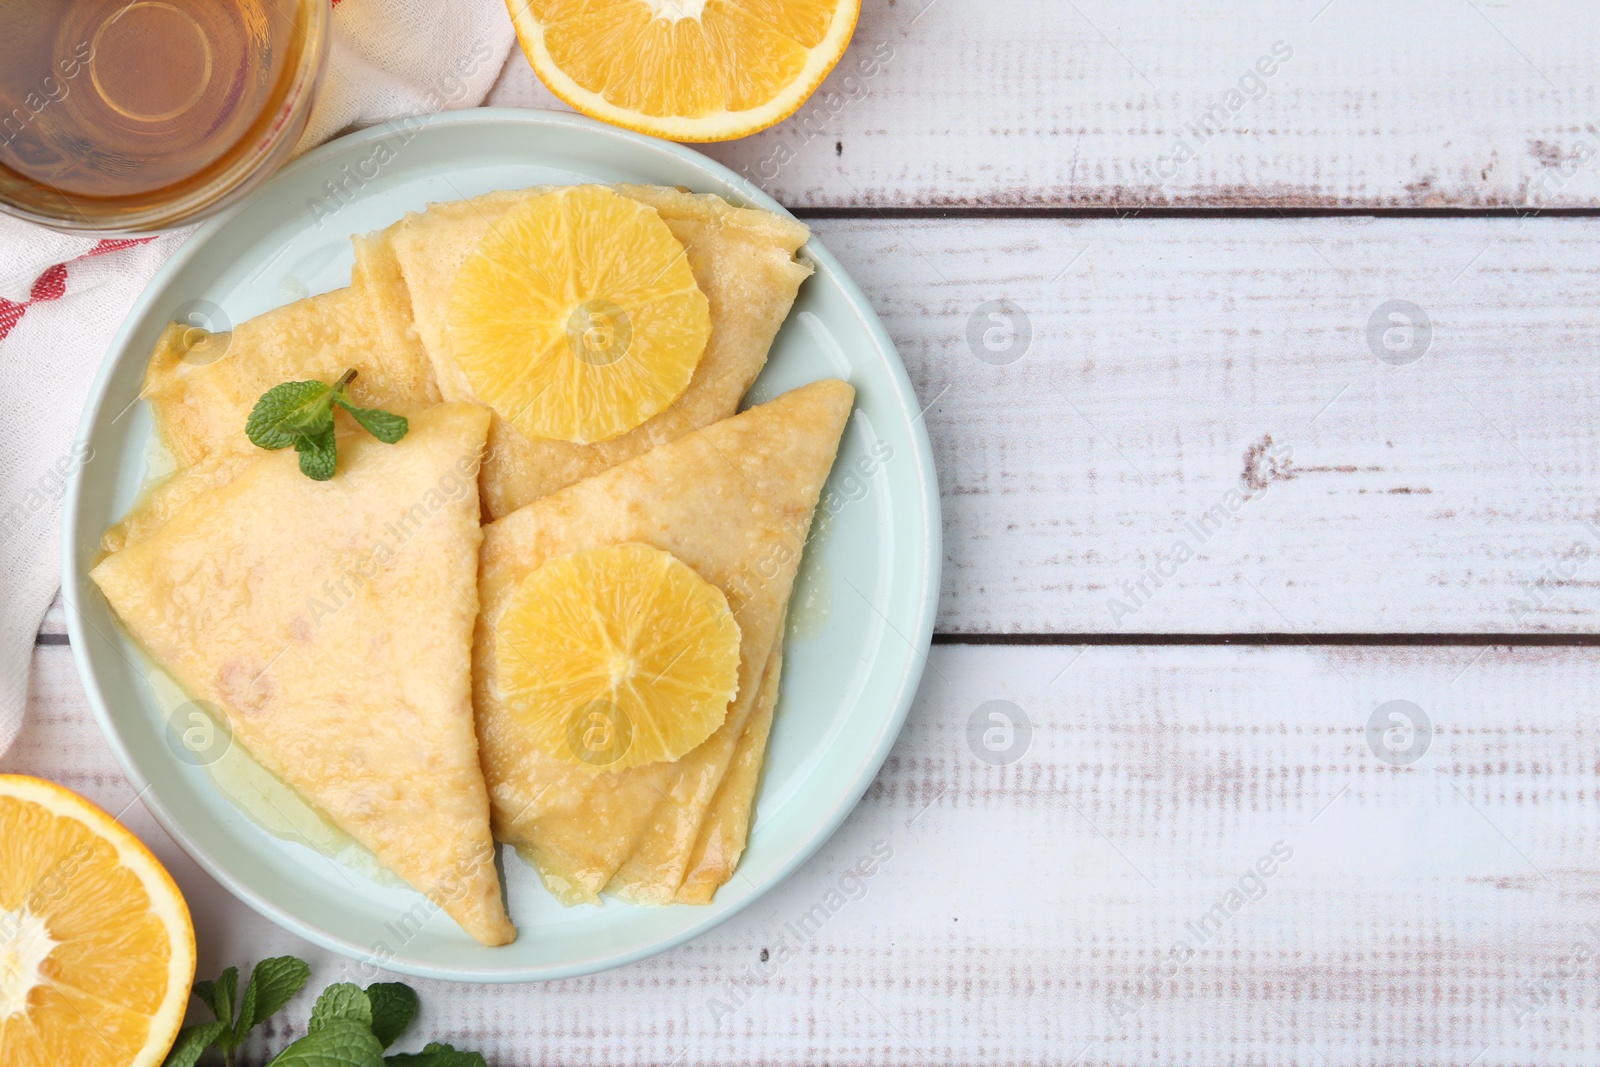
xmin=0 ymin=0 xmax=329 ymax=233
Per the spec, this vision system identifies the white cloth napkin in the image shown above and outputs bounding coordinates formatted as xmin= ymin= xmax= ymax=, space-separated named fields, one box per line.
xmin=0 ymin=0 xmax=516 ymax=755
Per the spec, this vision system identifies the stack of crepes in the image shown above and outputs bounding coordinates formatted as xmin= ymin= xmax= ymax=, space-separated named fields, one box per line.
xmin=89 ymin=183 xmax=857 ymax=945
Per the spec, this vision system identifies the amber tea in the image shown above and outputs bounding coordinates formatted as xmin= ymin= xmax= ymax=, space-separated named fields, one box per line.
xmin=0 ymin=0 xmax=327 ymax=231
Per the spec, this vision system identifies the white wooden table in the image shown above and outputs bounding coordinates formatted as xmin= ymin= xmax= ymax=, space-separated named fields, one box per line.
xmin=13 ymin=2 xmax=1600 ymax=1061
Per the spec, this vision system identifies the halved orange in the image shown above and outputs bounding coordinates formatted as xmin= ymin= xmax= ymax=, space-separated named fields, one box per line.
xmin=507 ymin=0 xmax=862 ymax=142
xmin=0 ymin=774 xmax=194 ymax=1067
xmin=493 ymin=543 xmax=742 ymax=772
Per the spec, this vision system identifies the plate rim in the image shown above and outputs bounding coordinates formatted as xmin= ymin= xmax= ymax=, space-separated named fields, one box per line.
xmin=61 ymin=107 xmax=942 ymax=982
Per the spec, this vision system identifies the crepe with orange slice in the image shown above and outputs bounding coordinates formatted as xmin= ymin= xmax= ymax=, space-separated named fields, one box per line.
xmin=475 ymin=379 xmax=852 ymax=904
xmin=378 ymin=182 xmax=813 ymax=518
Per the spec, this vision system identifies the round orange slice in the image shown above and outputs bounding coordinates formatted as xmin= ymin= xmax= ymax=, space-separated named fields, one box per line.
xmin=0 ymin=774 xmax=194 ymax=1067
xmin=447 ymin=185 xmax=712 ymax=445
xmin=493 ymin=543 xmax=742 ymax=772
xmin=507 ymin=0 xmax=862 ymax=142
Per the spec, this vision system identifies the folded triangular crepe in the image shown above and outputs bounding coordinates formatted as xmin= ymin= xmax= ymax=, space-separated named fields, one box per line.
xmin=475 ymin=379 xmax=853 ymax=904
xmin=91 ymin=403 xmax=515 ymax=946
xmin=140 ymin=233 xmax=438 ymax=468
xmin=99 ymin=448 xmax=254 ymax=556
xmin=381 ymin=184 xmax=813 ymax=518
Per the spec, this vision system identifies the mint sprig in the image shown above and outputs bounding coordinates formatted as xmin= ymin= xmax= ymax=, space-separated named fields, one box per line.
xmin=245 ymin=369 xmax=408 ymax=481
xmin=163 ymin=957 xmax=484 ymax=1067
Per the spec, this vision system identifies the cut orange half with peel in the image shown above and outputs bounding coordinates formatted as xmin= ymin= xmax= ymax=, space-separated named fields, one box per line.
xmin=0 ymin=774 xmax=194 ymax=1067
xmin=447 ymin=185 xmax=712 ymax=445
xmin=507 ymin=0 xmax=862 ymax=142
xmin=494 ymin=543 xmax=742 ymax=772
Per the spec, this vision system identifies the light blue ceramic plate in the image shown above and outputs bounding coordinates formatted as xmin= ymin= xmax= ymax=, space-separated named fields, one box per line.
xmin=61 ymin=109 xmax=940 ymax=981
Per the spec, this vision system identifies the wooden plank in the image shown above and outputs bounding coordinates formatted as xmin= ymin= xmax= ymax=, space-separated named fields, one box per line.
xmin=13 ymin=642 xmax=1600 ymax=1064
xmin=48 ymin=217 xmax=1600 ymax=638
xmin=811 ymin=214 xmax=1600 ymax=634
xmin=485 ymin=0 xmax=1600 ymax=209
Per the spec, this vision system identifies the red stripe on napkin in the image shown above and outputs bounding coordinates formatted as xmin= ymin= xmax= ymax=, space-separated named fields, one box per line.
xmin=29 ymin=264 xmax=67 ymax=302
xmin=0 ymin=236 xmax=157 ymax=343
xmin=0 ymin=300 xmax=24 ymax=342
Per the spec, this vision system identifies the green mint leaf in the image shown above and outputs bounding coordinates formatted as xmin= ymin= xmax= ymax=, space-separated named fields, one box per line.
xmin=233 ymin=975 xmax=260 ymax=1049
xmin=190 ymin=979 xmax=219 ymax=1021
xmin=295 ymin=427 xmax=338 ymax=481
xmin=364 ymin=983 xmax=419 ymax=1048
xmin=185 ymin=959 xmax=474 ymax=1067
xmin=235 ymin=956 xmax=311 ymax=1043
xmin=161 ymin=1021 xmax=229 ymax=1067
xmin=266 ymin=1018 xmax=385 ymax=1067
xmin=308 ymin=983 xmax=372 ymax=1032
xmin=249 ymin=370 xmax=404 ymax=480
xmin=193 ymin=966 xmax=238 ymax=1033
xmin=385 ymin=1042 xmax=486 ymax=1067
xmin=247 ymin=381 xmax=335 ymax=450
xmin=332 ymin=395 xmax=409 ymax=445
